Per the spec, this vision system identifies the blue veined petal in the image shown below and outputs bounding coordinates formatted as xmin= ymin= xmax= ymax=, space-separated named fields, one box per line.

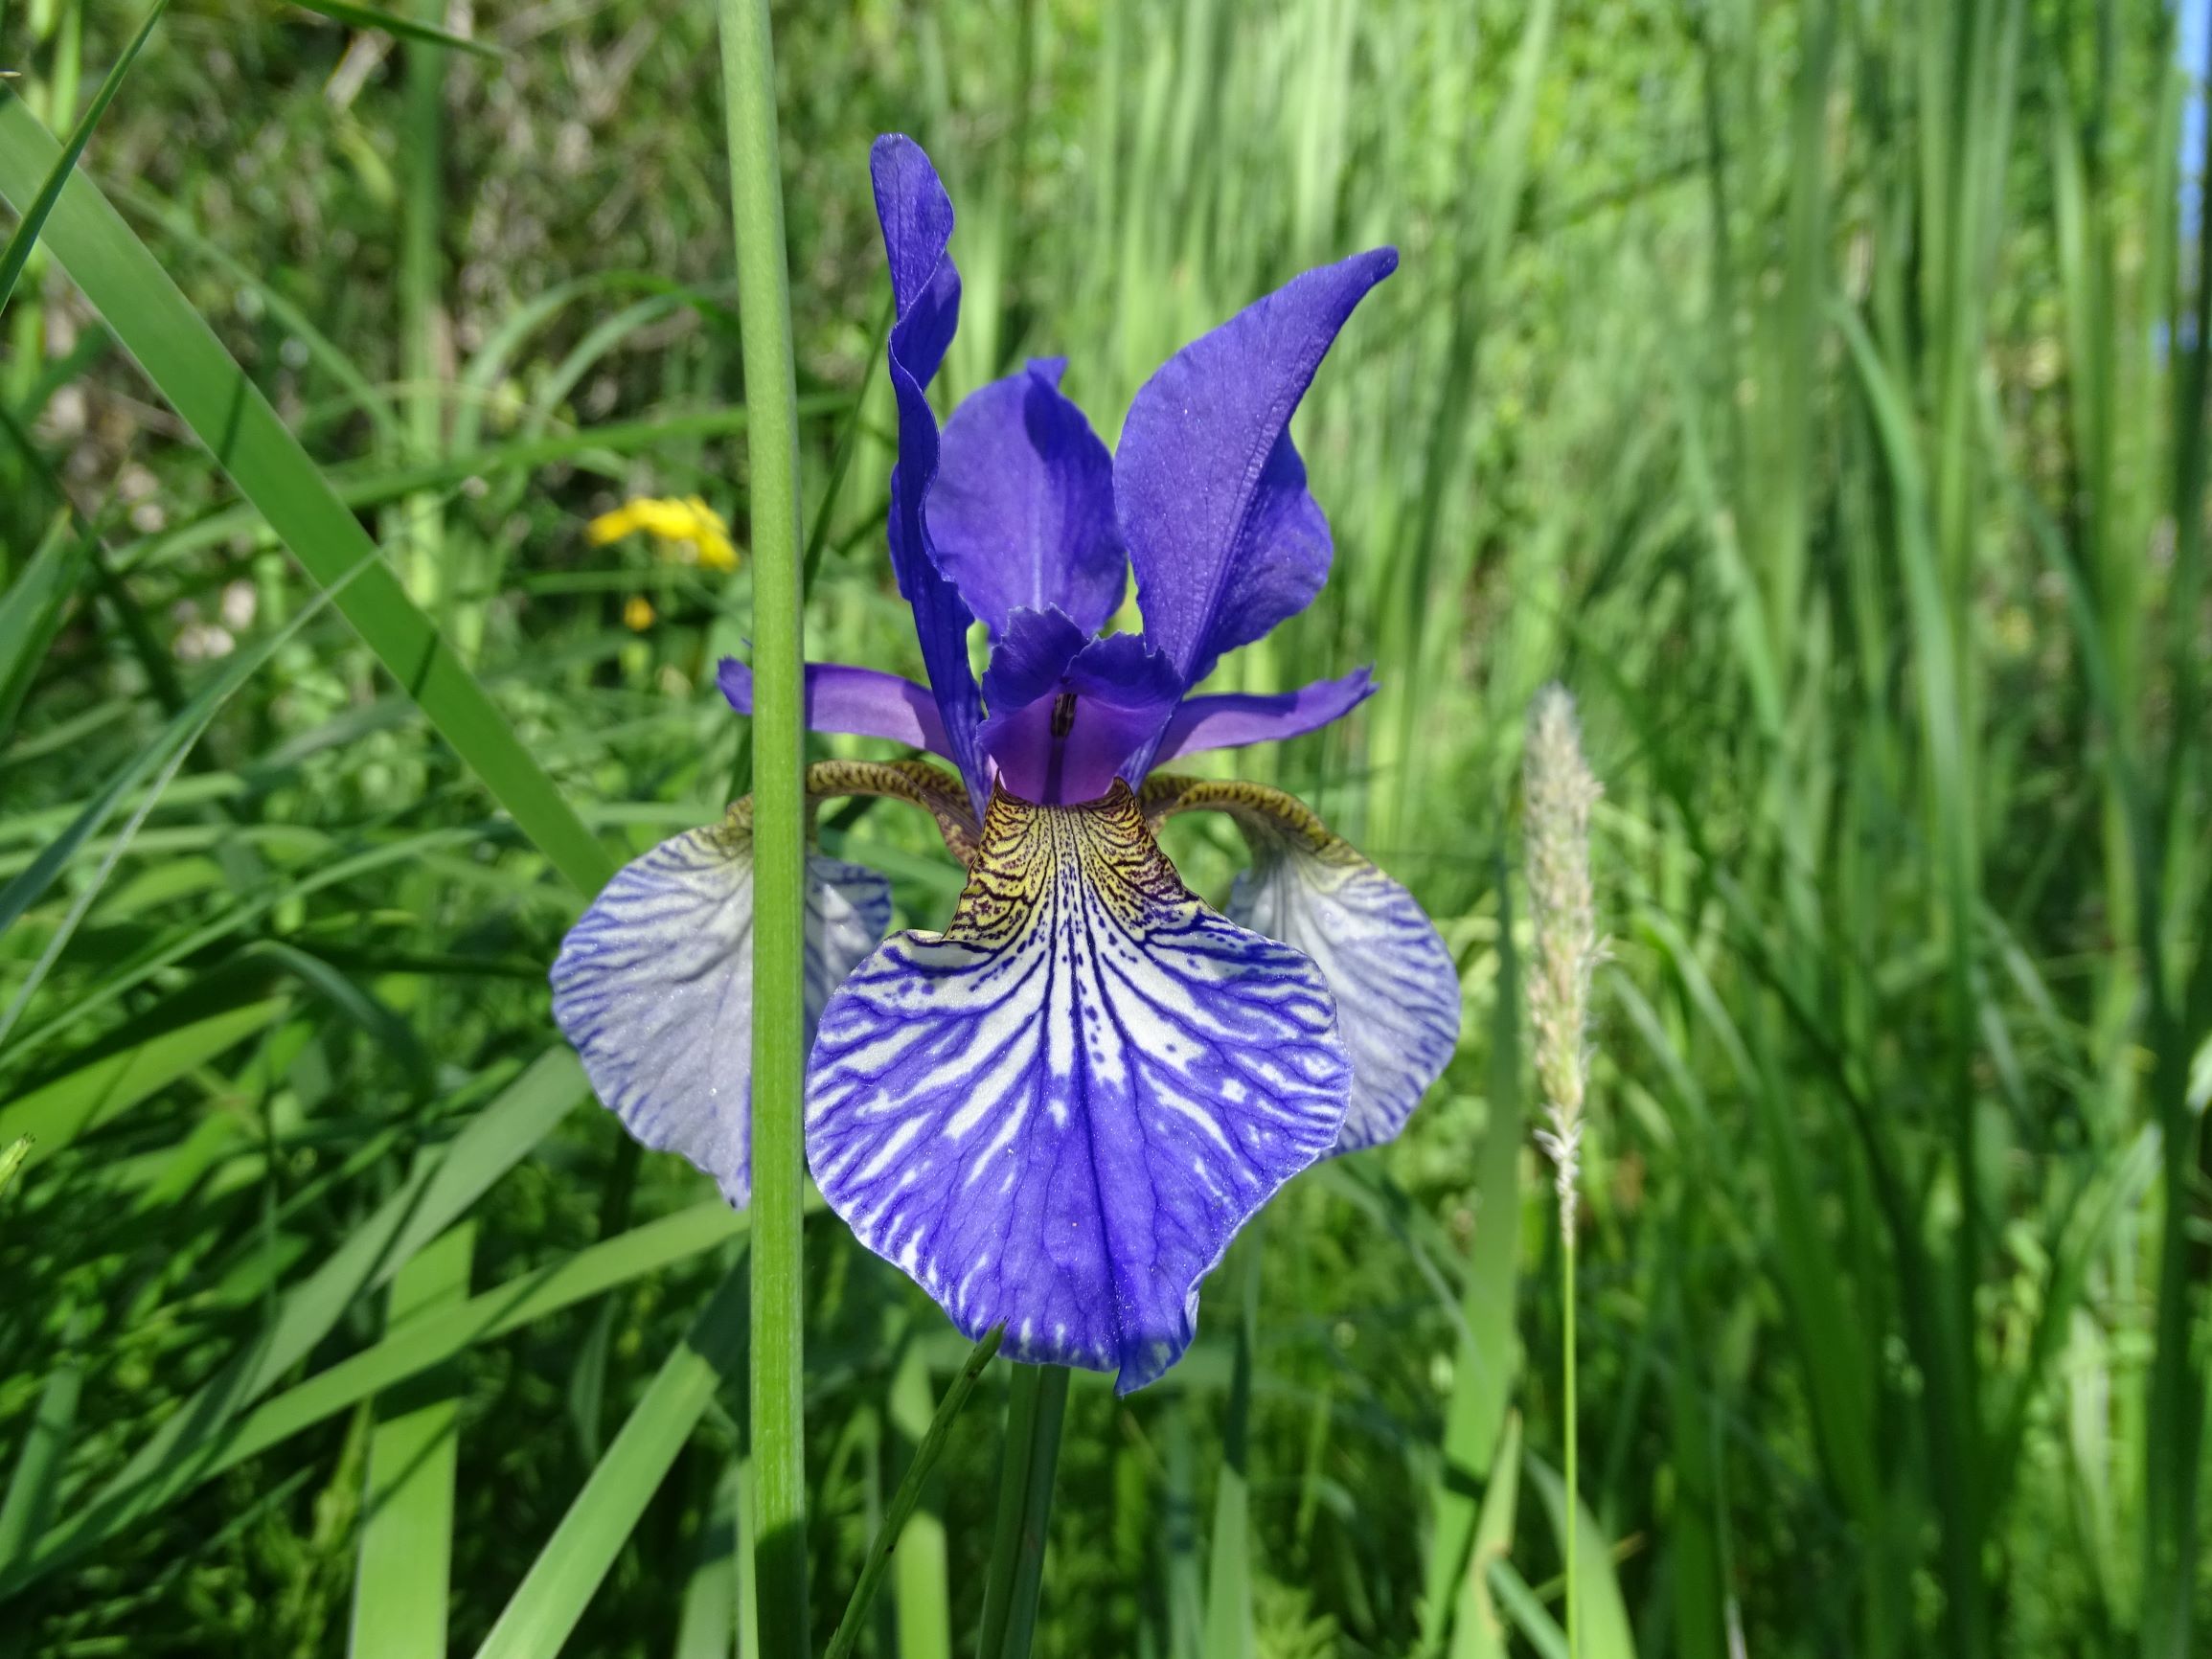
xmin=551 ymin=819 xmax=892 ymax=1209
xmin=806 ymin=783 xmax=1349 ymax=1392
xmin=1144 ymin=777 xmax=1460 ymax=1152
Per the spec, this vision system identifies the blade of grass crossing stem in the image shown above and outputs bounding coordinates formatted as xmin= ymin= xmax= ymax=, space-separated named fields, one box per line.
xmin=1527 ymin=1457 xmax=1634 ymax=1659
xmin=0 ymin=1051 xmax=582 ymax=1594
xmin=349 ymin=1220 xmax=474 ymax=1659
xmin=1421 ymin=882 xmax=1522 ymax=1653
xmin=0 ymin=96 xmax=616 ymax=898
xmin=1202 ymin=1228 xmax=1262 ymax=1659
xmin=673 ymin=1459 xmax=741 ymax=1659
xmin=1488 ymin=1558 xmax=1568 ymax=1659
xmin=0 ymin=1 xmax=165 ymax=313
xmin=975 ymin=1365 xmax=1071 ymax=1659
xmin=1447 ymin=1412 xmax=1522 ymax=1659
xmin=885 ymin=1339 xmax=958 ymax=1659
xmin=471 ymin=1255 xmax=750 ymax=1659
xmin=824 ymin=1329 xmax=1003 ymax=1659
xmin=715 ymin=0 xmax=809 ymax=1646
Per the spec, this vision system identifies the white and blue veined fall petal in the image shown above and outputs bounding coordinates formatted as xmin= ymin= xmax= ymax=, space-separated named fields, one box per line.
xmin=805 ymin=783 xmax=1351 ymax=1393
xmin=551 ymin=817 xmax=892 ymax=1209
xmin=1228 ymin=830 xmax=1461 ymax=1153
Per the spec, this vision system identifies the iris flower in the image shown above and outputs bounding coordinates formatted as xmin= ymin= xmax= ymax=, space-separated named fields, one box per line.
xmin=552 ymin=136 xmax=1460 ymax=1392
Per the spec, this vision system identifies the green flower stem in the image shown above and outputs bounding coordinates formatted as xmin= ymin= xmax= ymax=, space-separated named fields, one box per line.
xmin=976 ymin=1364 xmax=1072 ymax=1659
xmin=716 ymin=0 xmax=808 ymax=1649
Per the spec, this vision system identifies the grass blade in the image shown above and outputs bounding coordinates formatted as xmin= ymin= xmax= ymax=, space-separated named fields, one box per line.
xmin=1525 ymin=1456 xmax=1634 ymax=1659
xmin=1422 ymin=878 xmax=1519 ymax=1652
xmin=1201 ymin=1234 xmax=1262 ymax=1659
xmin=349 ymin=1219 xmax=474 ymax=1659
xmin=823 ymin=1329 xmax=1002 ymax=1659
xmin=470 ymin=1256 xmax=750 ymax=1659
xmin=673 ymin=1458 xmax=741 ymax=1659
xmin=1447 ymin=1412 xmax=1522 ymax=1659
xmin=886 ymin=1338 xmax=957 ymax=1659
xmin=0 ymin=1346 xmax=81 ymax=1566
xmin=287 ymin=0 xmax=503 ymax=58
xmin=0 ymin=0 xmax=165 ymax=314
xmin=0 ymin=511 xmax=89 ymax=745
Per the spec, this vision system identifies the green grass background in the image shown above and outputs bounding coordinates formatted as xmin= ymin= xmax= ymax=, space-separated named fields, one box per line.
xmin=2 ymin=0 xmax=2209 ymax=1654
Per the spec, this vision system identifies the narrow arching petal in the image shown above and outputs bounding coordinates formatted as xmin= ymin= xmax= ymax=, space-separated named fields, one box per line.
xmin=806 ymin=783 xmax=1350 ymax=1392
xmin=929 ymin=359 xmax=1126 ymax=636
xmin=976 ymin=608 xmax=1182 ymax=804
xmin=1116 ymin=248 xmax=1397 ymax=696
xmin=872 ymin=133 xmax=989 ymax=807
xmin=1145 ymin=776 xmax=1459 ymax=1152
xmin=1153 ymin=666 xmax=1376 ymax=764
xmin=552 ymin=819 xmax=892 ymax=1208
xmin=719 ymin=658 xmax=953 ymax=759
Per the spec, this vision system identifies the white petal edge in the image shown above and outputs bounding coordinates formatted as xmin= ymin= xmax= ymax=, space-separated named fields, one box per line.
xmin=1229 ymin=838 xmax=1460 ymax=1151
xmin=551 ymin=821 xmax=891 ymax=1207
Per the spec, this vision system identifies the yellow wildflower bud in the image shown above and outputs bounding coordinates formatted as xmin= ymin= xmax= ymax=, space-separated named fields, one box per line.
xmin=623 ymin=595 xmax=656 ymax=631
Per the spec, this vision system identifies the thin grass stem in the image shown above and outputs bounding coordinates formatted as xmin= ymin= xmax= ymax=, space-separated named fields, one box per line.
xmin=1562 ymin=1235 xmax=1578 ymax=1659
xmin=715 ymin=0 xmax=808 ymax=1649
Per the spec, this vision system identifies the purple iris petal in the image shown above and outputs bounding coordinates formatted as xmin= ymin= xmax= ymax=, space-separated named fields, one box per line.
xmin=1152 ymin=665 xmax=1377 ymax=763
xmin=806 ymin=785 xmax=1350 ymax=1392
xmin=975 ymin=608 xmax=1181 ymax=804
xmin=718 ymin=657 xmax=953 ymax=758
xmin=1116 ymin=248 xmax=1398 ymax=696
xmin=928 ymin=359 xmax=1126 ymax=637
xmin=873 ymin=134 xmax=990 ymax=808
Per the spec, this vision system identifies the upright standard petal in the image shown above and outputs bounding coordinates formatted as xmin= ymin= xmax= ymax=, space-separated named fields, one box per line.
xmin=928 ymin=359 xmax=1127 ymax=637
xmin=1144 ymin=776 xmax=1460 ymax=1152
xmin=1116 ymin=249 xmax=1398 ymax=693
xmin=807 ymin=783 xmax=1350 ymax=1392
xmin=551 ymin=815 xmax=892 ymax=1208
xmin=872 ymin=134 xmax=990 ymax=807
xmin=719 ymin=658 xmax=954 ymax=759
xmin=1152 ymin=665 xmax=1377 ymax=763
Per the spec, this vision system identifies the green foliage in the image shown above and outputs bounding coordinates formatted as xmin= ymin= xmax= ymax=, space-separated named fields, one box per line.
xmin=0 ymin=0 xmax=2206 ymax=1655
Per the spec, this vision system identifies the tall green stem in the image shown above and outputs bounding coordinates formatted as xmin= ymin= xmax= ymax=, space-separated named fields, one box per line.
xmin=976 ymin=1365 xmax=1071 ymax=1659
xmin=718 ymin=0 xmax=808 ymax=1648
xmin=1562 ymin=1234 xmax=1578 ymax=1659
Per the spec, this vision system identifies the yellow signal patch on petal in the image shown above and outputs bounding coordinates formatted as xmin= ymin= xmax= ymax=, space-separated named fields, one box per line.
xmin=586 ymin=495 xmax=740 ymax=571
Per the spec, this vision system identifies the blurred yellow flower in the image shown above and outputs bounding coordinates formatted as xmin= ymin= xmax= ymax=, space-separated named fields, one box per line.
xmin=586 ymin=495 xmax=740 ymax=571
xmin=623 ymin=595 xmax=657 ymax=631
